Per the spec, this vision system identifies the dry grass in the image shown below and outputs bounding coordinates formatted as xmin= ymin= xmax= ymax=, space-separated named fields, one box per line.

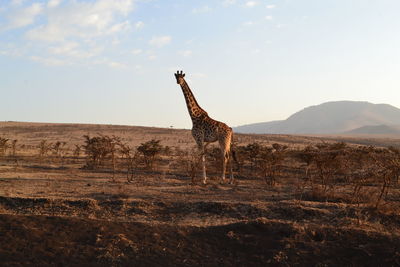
xmin=0 ymin=121 xmax=399 ymax=266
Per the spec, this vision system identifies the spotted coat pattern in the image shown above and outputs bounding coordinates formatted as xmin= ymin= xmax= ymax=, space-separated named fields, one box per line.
xmin=175 ymin=71 xmax=233 ymax=184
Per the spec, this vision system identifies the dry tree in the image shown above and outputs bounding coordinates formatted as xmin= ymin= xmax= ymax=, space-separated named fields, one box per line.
xmin=38 ymin=140 xmax=52 ymax=161
xmin=292 ymin=142 xmax=349 ymax=200
xmin=344 ymin=146 xmax=374 ymax=205
xmin=118 ymin=142 xmax=141 ymax=183
xmin=175 ymin=146 xmax=201 ymax=184
xmin=73 ymin=145 xmax=81 ymax=158
xmin=294 ymin=145 xmax=316 ymax=179
xmin=255 ymin=143 xmax=288 ymax=186
xmin=82 ymin=135 xmax=120 ymax=180
xmin=52 ymin=141 xmax=64 ymax=157
xmin=244 ymin=142 xmax=262 ymax=171
xmin=0 ymin=137 xmax=9 ymax=156
xmin=52 ymin=141 xmax=68 ymax=164
xmin=206 ymin=146 xmax=223 ymax=175
xmin=11 ymin=139 xmax=17 ymax=157
xmin=230 ymin=144 xmax=247 ymax=176
xmin=369 ymin=146 xmax=400 ymax=209
xmin=136 ymin=139 xmax=163 ymax=170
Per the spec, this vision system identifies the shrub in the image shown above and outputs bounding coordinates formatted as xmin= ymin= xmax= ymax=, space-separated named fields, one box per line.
xmin=175 ymin=147 xmax=200 ymax=184
xmin=73 ymin=145 xmax=81 ymax=158
xmin=256 ymin=144 xmax=287 ymax=186
xmin=82 ymin=135 xmax=120 ymax=171
xmin=11 ymin=139 xmax=17 ymax=157
xmin=0 ymin=137 xmax=9 ymax=156
xmin=137 ymin=139 xmax=163 ymax=170
xmin=38 ymin=140 xmax=52 ymax=159
xmin=118 ymin=142 xmax=141 ymax=182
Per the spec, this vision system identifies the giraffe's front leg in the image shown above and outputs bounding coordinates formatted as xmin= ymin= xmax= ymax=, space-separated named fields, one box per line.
xmin=196 ymin=143 xmax=207 ymax=184
xmin=193 ymin=134 xmax=208 ymax=184
xmin=201 ymin=150 xmax=207 ymax=184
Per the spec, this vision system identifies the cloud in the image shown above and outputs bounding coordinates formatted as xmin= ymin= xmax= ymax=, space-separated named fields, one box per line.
xmin=25 ymin=0 xmax=135 ymax=42
xmin=149 ymin=36 xmax=171 ymax=48
xmin=49 ymin=41 xmax=103 ymax=59
xmin=266 ymin=4 xmax=276 ymax=9
xmin=109 ymin=61 xmax=126 ymax=68
xmin=6 ymin=2 xmax=43 ymax=29
xmin=243 ymin=21 xmax=255 ymax=26
xmin=265 ymin=16 xmax=273 ymax=20
xmin=245 ymin=1 xmax=257 ymax=8
xmin=107 ymin=21 xmax=131 ymax=34
xmin=135 ymin=21 xmax=144 ymax=29
xmin=11 ymin=0 xmax=25 ymax=6
xmin=222 ymin=0 xmax=236 ymax=6
xmin=192 ymin=6 xmax=211 ymax=14
xmin=4 ymin=0 xmax=136 ymax=67
xmin=132 ymin=49 xmax=142 ymax=55
xmin=0 ymin=44 xmax=24 ymax=57
xmin=111 ymin=39 xmax=120 ymax=45
xmin=49 ymin=42 xmax=79 ymax=55
xmin=47 ymin=0 xmax=61 ymax=8
xmin=30 ymin=55 xmax=68 ymax=66
xmin=92 ymin=58 xmax=127 ymax=68
xmin=179 ymin=50 xmax=192 ymax=57
xmin=192 ymin=73 xmax=206 ymax=78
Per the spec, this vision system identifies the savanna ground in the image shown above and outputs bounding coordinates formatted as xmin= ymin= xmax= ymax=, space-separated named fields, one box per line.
xmin=0 ymin=121 xmax=399 ymax=266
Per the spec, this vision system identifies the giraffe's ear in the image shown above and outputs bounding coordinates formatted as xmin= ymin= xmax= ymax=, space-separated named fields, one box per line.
xmin=182 ymin=73 xmax=185 ymax=77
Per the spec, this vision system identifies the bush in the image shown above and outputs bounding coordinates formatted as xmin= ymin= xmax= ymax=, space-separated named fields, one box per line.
xmin=118 ymin=142 xmax=141 ymax=182
xmin=0 ymin=137 xmax=9 ymax=156
xmin=82 ymin=135 xmax=120 ymax=170
xmin=256 ymin=143 xmax=288 ymax=186
xmin=38 ymin=140 xmax=52 ymax=159
xmin=137 ymin=139 xmax=163 ymax=170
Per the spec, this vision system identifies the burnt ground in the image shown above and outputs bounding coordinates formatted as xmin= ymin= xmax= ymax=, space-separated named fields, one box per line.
xmin=0 ymin=122 xmax=400 ymax=266
xmin=2 ymin=212 xmax=399 ymax=267
xmin=1 ymin=179 xmax=400 ymax=266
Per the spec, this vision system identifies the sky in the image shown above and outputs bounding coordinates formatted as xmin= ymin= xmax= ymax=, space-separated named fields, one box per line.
xmin=1 ymin=0 xmax=400 ymax=129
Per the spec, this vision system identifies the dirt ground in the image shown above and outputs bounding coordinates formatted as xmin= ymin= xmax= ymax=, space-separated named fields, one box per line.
xmin=0 ymin=122 xmax=400 ymax=266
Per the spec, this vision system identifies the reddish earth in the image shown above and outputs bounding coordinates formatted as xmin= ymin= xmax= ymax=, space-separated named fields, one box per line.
xmin=0 ymin=122 xmax=399 ymax=266
xmin=1 ymin=193 xmax=399 ymax=266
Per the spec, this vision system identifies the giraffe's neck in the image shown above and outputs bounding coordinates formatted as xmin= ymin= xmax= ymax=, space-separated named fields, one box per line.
xmin=180 ymin=79 xmax=208 ymax=120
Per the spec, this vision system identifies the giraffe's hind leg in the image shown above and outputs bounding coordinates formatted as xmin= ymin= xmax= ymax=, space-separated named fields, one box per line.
xmin=228 ymin=150 xmax=234 ymax=184
xmin=219 ymin=131 xmax=233 ymax=184
xmin=221 ymin=150 xmax=229 ymax=183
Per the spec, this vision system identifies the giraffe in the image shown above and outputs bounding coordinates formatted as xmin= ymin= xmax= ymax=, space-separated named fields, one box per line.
xmin=174 ymin=70 xmax=234 ymax=184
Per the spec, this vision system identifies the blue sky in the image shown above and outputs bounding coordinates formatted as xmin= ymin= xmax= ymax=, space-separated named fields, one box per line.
xmin=1 ymin=0 xmax=400 ymax=128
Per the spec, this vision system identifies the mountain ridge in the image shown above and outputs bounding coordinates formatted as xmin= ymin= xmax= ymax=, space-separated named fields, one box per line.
xmin=234 ymin=101 xmax=400 ymax=135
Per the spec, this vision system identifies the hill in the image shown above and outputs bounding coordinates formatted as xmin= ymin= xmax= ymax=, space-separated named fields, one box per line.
xmin=343 ymin=124 xmax=400 ymax=135
xmin=234 ymin=101 xmax=400 ymax=135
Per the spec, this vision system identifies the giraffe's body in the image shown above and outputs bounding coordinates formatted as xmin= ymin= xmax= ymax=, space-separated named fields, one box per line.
xmin=175 ymin=71 xmax=233 ymax=184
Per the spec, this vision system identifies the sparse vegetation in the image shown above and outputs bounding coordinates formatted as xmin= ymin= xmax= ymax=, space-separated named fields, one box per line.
xmin=0 ymin=122 xmax=399 ymax=266
xmin=136 ymin=139 xmax=163 ymax=170
xmin=0 ymin=137 xmax=9 ymax=156
xmin=38 ymin=139 xmax=52 ymax=160
xmin=82 ymin=135 xmax=119 ymax=169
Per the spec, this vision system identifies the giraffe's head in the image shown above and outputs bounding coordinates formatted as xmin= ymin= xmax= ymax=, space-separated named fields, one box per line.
xmin=174 ymin=70 xmax=185 ymax=85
